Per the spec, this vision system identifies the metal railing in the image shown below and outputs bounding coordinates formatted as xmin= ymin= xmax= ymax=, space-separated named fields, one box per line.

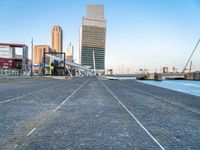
xmin=0 ymin=68 xmax=30 ymax=77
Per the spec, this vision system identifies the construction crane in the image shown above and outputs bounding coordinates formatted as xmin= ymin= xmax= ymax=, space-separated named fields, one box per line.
xmin=182 ymin=39 xmax=200 ymax=73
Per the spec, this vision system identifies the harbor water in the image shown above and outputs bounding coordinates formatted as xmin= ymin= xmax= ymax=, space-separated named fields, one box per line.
xmin=138 ymin=80 xmax=200 ymax=97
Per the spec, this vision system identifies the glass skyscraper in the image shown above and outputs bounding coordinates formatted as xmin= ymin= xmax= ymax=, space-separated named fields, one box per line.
xmin=80 ymin=4 xmax=106 ymax=73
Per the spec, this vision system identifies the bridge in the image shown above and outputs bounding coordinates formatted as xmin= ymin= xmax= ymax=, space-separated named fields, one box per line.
xmin=38 ymin=53 xmax=94 ymax=77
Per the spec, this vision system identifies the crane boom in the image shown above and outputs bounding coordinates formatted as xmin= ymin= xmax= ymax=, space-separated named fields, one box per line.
xmin=182 ymin=39 xmax=200 ymax=73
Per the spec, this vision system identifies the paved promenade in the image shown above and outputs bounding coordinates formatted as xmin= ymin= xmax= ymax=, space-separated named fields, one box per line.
xmin=0 ymin=77 xmax=199 ymax=150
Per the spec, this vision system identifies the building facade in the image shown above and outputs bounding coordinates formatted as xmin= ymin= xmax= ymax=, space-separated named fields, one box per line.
xmin=51 ymin=26 xmax=63 ymax=53
xmin=80 ymin=4 xmax=106 ymax=73
xmin=0 ymin=43 xmax=28 ymax=70
xmin=66 ymin=42 xmax=74 ymax=62
xmin=33 ymin=45 xmax=51 ymax=68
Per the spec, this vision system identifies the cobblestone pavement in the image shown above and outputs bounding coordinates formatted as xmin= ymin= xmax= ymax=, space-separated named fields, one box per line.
xmin=0 ymin=77 xmax=199 ymax=150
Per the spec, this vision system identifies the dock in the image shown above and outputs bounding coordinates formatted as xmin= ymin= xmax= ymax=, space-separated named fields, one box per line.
xmin=0 ymin=77 xmax=200 ymax=149
xmin=136 ymin=73 xmax=162 ymax=81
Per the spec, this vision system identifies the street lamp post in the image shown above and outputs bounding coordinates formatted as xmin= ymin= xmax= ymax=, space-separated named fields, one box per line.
xmin=31 ymin=38 xmax=33 ymax=76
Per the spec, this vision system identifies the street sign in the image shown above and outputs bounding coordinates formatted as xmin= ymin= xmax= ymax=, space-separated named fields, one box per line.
xmin=33 ymin=64 xmax=38 ymax=67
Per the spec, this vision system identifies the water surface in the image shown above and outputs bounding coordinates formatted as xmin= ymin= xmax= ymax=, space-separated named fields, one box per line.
xmin=138 ymin=80 xmax=200 ymax=97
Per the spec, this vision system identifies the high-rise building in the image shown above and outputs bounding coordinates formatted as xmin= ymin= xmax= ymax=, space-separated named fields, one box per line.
xmin=51 ymin=26 xmax=63 ymax=53
xmin=79 ymin=4 xmax=106 ymax=73
xmin=66 ymin=42 xmax=74 ymax=62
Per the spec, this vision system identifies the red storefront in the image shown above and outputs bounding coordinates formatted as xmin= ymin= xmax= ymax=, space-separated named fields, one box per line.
xmin=0 ymin=58 xmax=22 ymax=69
xmin=0 ymin=43 xmax=28 ymax=69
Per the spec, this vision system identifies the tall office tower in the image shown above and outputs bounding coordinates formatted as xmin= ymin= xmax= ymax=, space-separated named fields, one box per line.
xmin=66 ymin=42 xmax=74 ymax=62
xmin=51 ymin=26 xmax=63 ymax=53
xmin=80 ymin=4 xmax=106 ymax=73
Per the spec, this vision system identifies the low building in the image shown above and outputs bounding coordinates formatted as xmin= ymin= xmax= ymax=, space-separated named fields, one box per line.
xmin=0 ymin=43 xmax=28 ymax=70
xmin=163 ymin=67 xmax=169 ymax=74
xmin=33 ymin=45 xmax=51 ymax=73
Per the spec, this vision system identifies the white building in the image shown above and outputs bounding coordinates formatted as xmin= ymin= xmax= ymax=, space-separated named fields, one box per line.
xmin=66 ymin=42 xmax=74 ymax=62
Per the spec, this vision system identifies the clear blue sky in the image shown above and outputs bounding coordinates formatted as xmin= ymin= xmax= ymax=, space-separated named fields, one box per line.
xmin=0 ymin=0 xmax=200 ymax=73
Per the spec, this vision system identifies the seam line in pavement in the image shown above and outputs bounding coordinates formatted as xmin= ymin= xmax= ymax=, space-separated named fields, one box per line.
xmin=26 ymin=127 xmax=37 ymax=136
xmin=99 ymin=78 xmax=165 ymax=150
xmin=53 ymin=79 xmax=89 ymax=112
xmin=24 ymin=78 xmax=89 ymax=141
xmin=0 ymin=78 xmax=80 ymax=104
xmin=119 ymin=81 xmax=200 ymax=115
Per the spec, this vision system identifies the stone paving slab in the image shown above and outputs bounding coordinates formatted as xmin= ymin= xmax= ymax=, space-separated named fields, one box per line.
xmin=0 ymin=77 xmax=87 ymax=149
xmin=0 ymin=77 xmax=199 ymax=150
xmin=103 ymin=79 xmax=200 ymax=150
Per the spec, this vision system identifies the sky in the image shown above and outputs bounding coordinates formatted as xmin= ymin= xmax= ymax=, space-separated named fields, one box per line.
xmin=0 ymin=0 xmax=200 ymax=73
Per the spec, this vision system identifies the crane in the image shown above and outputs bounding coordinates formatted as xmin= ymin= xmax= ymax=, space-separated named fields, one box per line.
xmin=182 ymin=39 xmax=200 ymax=73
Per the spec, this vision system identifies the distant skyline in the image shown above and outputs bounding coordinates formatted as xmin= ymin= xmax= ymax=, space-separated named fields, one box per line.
xmin=0 ymin=0 xmax=200 ymax=73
